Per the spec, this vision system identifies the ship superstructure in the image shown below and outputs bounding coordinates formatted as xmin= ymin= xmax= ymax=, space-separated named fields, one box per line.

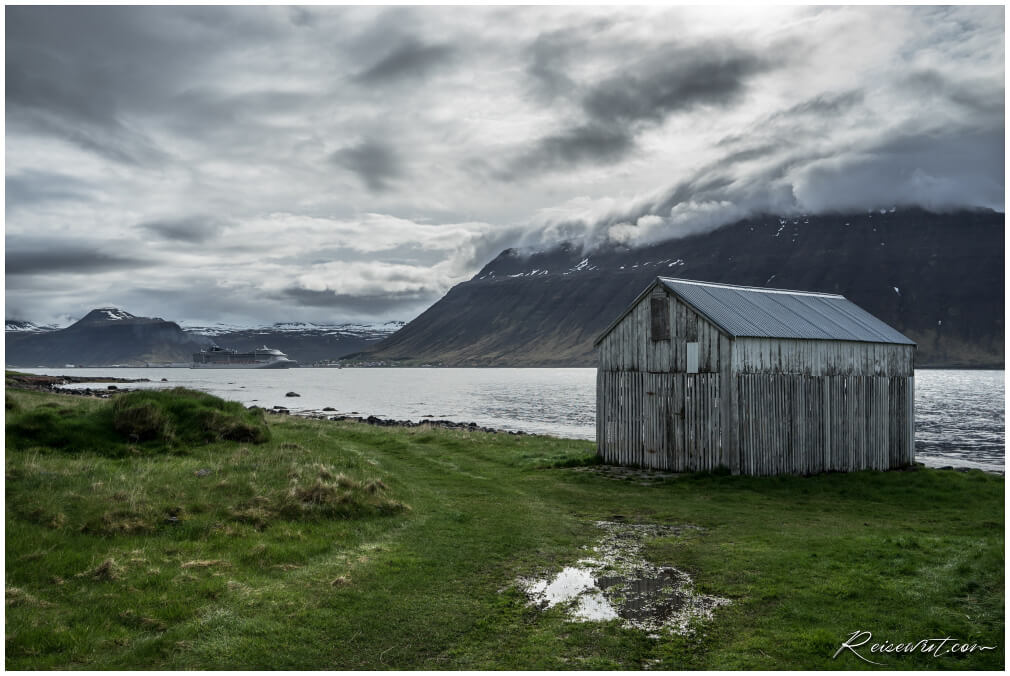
xmin=192 ymin=345 xmax=297 ymax=369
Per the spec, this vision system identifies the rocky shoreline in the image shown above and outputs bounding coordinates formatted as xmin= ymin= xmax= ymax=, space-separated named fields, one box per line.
xmin=266 ymin=407 xmax=528 ymax=435
xmin=8 ymin=375 xmax=527 ymax=435
xmin=5 ymin=372 xmax=151 ymax=397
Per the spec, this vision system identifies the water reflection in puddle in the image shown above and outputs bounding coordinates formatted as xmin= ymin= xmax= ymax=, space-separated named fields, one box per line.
xmin=517 ymin=521 xmax=729 ymax=635
xmin=527 ymin=567 xmax=620 ymax=621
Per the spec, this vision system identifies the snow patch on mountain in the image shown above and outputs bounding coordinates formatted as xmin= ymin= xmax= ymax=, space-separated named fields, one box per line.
xmin=182 ymin=320 xmax=405 ymax=338
xmin=506 ymin=270 xmax=550 ymax=278
xmin=98 ymin=308 xmax=135 ymax=321
xmin=5 ymin=320 xmax=57 ymax=333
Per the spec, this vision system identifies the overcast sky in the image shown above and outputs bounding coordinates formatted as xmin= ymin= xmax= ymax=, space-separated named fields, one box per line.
xmin=5 ymin=5 xmax=1004 ymax=326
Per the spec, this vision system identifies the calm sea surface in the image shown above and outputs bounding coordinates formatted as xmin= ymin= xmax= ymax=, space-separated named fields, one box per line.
xmin=21 ymin=367 xmax=1005 ymax=473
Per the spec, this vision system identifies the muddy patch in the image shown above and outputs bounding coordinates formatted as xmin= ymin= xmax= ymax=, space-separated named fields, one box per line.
xmin=568 ymin=465 xmax=684 ymax=485
xmin=516 ymin=521 xmax=729 ymax=636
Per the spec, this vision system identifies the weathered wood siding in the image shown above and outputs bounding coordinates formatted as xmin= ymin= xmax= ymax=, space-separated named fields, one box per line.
xmin=597 ymin=287 xmax=730 ymax=470
xmin=596 ymin=370 xmax=724 ymax=471
xmin=597 ymin=288 xmax=726 ymax=373
xmin=734 ymin=373 xmax=914 ymax=474
xmin=596 ymin=286 xmax=916 ymax=475
xmin=732 ymin=338 xmax=914 ymax=377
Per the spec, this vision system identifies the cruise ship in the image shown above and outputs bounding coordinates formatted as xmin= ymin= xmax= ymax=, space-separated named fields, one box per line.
xmin=192 ymin=345 xmax=297 ymax=369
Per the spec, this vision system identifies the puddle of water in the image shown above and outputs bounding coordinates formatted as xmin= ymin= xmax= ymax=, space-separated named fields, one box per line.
xmin=526 ymin=566 xmax=596 ymax=607
xmin=572 ymin=588 xmax=619 ymax=622
xmin=517 ymin=521 xmax=729 ymax=636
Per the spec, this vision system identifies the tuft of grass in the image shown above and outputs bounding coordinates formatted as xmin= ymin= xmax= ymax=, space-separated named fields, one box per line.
xmin=6 ymin=387 xmax=269 ymax=455
xmin=180 ymin=560 xmax=230 ymax=569
xmin=6 ymin=587 xmax=55 ymax=608
xmin=363 ymin=478 xmax=387 ymax=494
xmin=80 ymin=558 xmax=123 ymax=582
xmin=278 ymin=467 xmax=407 ymax=520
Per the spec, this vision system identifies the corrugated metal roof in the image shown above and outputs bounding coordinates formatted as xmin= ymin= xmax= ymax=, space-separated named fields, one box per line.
xmin=657 ymin=277 xmax=915 ymax=345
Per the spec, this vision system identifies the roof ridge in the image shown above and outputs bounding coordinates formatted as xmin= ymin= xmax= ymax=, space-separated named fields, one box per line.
xmin=657 ymin=276 xmax=844 ymax=299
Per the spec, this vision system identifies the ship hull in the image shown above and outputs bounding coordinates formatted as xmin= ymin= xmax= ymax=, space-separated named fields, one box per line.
xmin=191 ymin=358 xmax=297 ymax=369
xmin=193 ymin=344 xmax=297 ymax=369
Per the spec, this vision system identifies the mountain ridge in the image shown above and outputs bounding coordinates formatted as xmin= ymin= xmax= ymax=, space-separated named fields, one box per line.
xmin=5 ymin=309 xmax=405 ymax=367
xmin=5 ymin=308 xmax=213 ymax=367
xmin=351 ymin=208 xmax=1004 ymax=368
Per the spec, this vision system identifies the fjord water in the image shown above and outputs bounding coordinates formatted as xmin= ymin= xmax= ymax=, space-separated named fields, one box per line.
xmin=26 ymin=367 xmax=1004 ymax=473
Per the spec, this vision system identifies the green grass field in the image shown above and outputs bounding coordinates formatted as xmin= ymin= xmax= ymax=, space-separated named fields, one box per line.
xmin=5 ymin=385 xmax=1004 ymax=669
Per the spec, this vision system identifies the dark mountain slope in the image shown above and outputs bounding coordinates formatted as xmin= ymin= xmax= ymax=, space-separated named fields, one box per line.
xmin=355 ymin=208 xmax=1004 ymax=367
xmin=5 ymin=308 xmax=214 ymax=367
xmin=361 ymin=273 xmax=643 ymax=366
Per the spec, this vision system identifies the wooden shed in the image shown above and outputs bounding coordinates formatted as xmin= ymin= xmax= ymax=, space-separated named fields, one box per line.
xmin=595 ymin=277 xmax=916 ymax=475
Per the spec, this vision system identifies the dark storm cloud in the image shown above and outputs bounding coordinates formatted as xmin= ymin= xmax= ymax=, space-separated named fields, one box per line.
xmin=503 ymin=125 xmax=635 ymax=177
xmin=5 ymin=27 xmax=167 ymax=166
xmin=526 ymin=32 xmax=578 ymax=102
xmin=6 ymin=171 xmax=96 ymax=209
xmin=510 ymin=42 xmax=777 ymax=176
xmin=6 ymin=7 xmax=168 ymax=163
xmin=280 ymin=288 xmax=434 ymax=315
xmin=138 ymin=216 xmax=230 ymax=244
xmin=5 ymin=5 xmax=283 ymax=165
xmin=331 ymin=140 xmax=404 ymax=192
xmin=523 ymin=21 xmax=617 ymax=102
xmin=6 ymin=241 xmax=149 ymax=276
xmin=582 ymin=47 xmax=771 ymax=126
xmin=355 ymin=39 xmax=455 ymax=84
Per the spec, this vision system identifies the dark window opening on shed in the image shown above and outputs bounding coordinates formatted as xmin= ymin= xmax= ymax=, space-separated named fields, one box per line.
xmin=650 ymin=296 xmax=669 ymax=341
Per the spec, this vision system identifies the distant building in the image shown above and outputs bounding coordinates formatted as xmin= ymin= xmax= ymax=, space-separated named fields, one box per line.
xmin=595 ymin=277 xmax=916 ymax=475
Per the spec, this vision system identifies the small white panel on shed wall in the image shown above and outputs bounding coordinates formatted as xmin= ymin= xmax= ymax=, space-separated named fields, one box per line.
xmin=687 ymin=342 xmax=699 ymax=373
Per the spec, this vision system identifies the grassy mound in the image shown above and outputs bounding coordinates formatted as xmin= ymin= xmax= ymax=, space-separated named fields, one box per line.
xmin=6 ymin=388 xmax=269 ymax=454
xmin=111 ymin=388 xmax=269 ymax=445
